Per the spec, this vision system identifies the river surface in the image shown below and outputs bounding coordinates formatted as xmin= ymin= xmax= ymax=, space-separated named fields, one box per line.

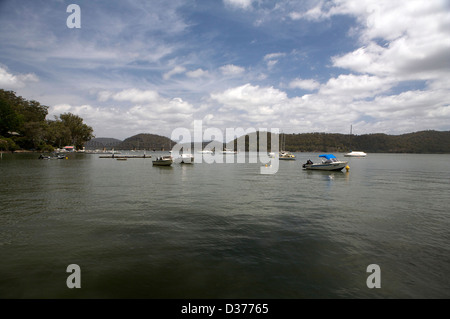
xmin=0 ymin=152 xmax=449 ymax=298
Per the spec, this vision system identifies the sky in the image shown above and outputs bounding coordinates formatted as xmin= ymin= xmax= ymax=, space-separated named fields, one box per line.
xmin=1 ymin=0 xmax=449 ymax=141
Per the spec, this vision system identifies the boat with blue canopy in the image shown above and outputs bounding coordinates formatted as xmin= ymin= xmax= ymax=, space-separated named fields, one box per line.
xmin=302 ymin=154 xmax=348 ymax=171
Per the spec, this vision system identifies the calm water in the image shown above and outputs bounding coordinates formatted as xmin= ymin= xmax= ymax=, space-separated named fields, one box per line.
xmin=0 ymin=152 xmax=449 ymax=298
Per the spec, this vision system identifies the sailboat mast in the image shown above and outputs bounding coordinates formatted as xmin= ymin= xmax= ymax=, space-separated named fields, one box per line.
xmin=349 ymin=125 xmax=353 ymax=151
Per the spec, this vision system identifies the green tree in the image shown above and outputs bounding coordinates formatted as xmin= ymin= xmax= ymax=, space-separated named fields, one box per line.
xmin=45 ymin=118 xmax=71 ymax=148
xmin=0 ymin=90 xmax=21 ymax=135
xmin=0 ymin=89 xmax=50 ymax=149
xmin=59 ymin=113 xmax=94 ymax=149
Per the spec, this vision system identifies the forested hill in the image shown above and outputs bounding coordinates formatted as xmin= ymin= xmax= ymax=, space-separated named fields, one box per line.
xmin=85 ymin=137 xmax=122 ymax=150
xmin=115 ymin=133 xmax=174 ymax=151
xmin=232 ymin=130 xmax=450 ymax=153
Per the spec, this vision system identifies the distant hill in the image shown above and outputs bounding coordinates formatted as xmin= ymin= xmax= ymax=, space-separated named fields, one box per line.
xmin=231 ymin=130 xmax=450 ymax=153
xmin=84 ymin=130 xmax=450 ymax=153
xmin=85 ymin=137 xmax=122 ymax=150
xmin=116 ymin=133 xmax=174 ymax=151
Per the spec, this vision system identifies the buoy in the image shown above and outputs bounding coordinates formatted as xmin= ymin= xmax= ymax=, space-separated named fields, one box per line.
xmin=345 ymin=165 xmax=350 ymax=172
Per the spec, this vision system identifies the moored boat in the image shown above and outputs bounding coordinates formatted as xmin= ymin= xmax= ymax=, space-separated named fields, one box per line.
xmin=220 ymin=148 xmax=237 ymax=154
xmin=344 ymin=151 xmax=367 ymax=157
xmin=302 ymin=154 xmax=348 ymax=171
xmin=279 ymin=151 xmax=296 ymax=160
xmin=279 ymin=132 xmax=295 ymax=160
xmin=153 ymin=155 xmax=173 ymax=166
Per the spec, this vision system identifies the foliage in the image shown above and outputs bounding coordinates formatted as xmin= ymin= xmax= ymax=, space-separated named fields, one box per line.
xmin=58 ymin=113 xmax=94 ymax=149
xmin=233 ymin=131 xmax=450 ymax=154
xmin=0 ymin=89 xmax=94 ymax=151
xmin=0 ymin=137 xmax=19 ymax=151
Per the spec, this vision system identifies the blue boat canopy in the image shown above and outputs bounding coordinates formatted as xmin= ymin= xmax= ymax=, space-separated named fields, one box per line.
xmin=319 ymin=154 xmax=336 ymax=160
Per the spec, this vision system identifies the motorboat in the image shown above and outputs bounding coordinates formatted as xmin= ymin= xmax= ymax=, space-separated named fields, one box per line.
xmin=38 ymin=154 xmax=67 ymax=160
xmin=302 ymin=154 xmax=348 ymax=171
xmin=279 ymin=151 xmax=296 ymax=160
xmin=344 ymin=151 xmax=367 ymax=157
xmin=153 ymin=155 xmax=173 ymax=166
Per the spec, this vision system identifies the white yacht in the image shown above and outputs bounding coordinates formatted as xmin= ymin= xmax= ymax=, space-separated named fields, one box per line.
xmin=344 ymin=151 xmax=367 ymax=157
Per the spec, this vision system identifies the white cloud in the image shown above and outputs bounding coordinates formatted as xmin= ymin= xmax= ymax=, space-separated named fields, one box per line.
xmin=0 ymin=66 xmax=38 ymax=88
xmin=48 ymin=93 xmax=198 ymax=140
xmin=264 ymin=52 xmax=286 ymax=61
xmin=209 ymin=83 xmax=291 ymax=127
xmin=321 ymin=0 xmax=450 ymax=86
xmin=223 ymin=0 xmax=254 ymax=10
xmin=289 ymin=78 xmax=321 ymax=91
xmin=319 ymin=74 xmax=393 ymax=99
xmin=163 ymin=66 xmax=187 ymax=80
xmin=112 ymin=89 xmax=161 ymax=104
xmin=220 ymin=64 xmax=245 ymax=76
xmin=207 ymin=69 xmax=450 ymax=134
xmin=289 ymin=1 xmax=330 ymax=21
xmin=97 ymin=91 xmax=112 ymax=102
xmin=266 ymin=60 xmax=278 ymax=69
xmin=286 ymin=0 xmax=450 ymax=85
xmin=186 ymin=68 xmax=209 ymax=78
xmin=264 ymin=52 xmax=285 ymax=70
xmin=211 ymin=83 xmax=287 ymax=110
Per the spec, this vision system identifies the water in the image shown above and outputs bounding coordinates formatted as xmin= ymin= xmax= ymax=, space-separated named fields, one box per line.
xmin=0 ymin=152 xmax=449 ymax=298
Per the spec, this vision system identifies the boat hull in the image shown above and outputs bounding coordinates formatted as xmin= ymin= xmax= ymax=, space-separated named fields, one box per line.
xmin=153 ymin=156 xmax=173 ymax=166
xmin=153 ymin=160 xmax=173 ymax=166
xmin=279 ymin=152 xmax=296 ymax=160
xmin=303 ymin=161 xmax=348 ymax=171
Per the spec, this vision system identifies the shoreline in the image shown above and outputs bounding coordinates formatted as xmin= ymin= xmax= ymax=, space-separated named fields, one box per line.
xmin=0 ymin=150 xmax=34 ymax=154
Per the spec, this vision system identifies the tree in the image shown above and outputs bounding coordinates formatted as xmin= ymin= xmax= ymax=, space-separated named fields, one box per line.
xmin=0 ymin=94 xmax=21 ymax=136
xmin=58 ymin=113 xmax=94 ymax=149
xmin=45 ymin=118 xmax=71 ymax=148
xmin=0 ymin=89 xmax=50 ymax=149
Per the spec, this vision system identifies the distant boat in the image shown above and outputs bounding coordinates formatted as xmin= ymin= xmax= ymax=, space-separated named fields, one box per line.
xmin=344 ymin=151 xmax=367 ymax=157
xmin=279 ymin=151 xmax=296 ymax=160
xmin=279 ymin=132 xmax=296 ymax=160
xmin=220 ymin=148 xmax=237 ymax=154
xmin=153 ymin=155 xmax=173 ymax=166
xmin=302 ymin=154 xmax=348 ymax=171
xmin=38 ymin=153 xmax=67 ymax=160
xmin=345 ymin=125 xmax=366 ymax=157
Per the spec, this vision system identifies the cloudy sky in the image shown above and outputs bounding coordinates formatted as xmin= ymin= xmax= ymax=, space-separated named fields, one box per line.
xmin=1 ymin=0 xmax=449 ymax=140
